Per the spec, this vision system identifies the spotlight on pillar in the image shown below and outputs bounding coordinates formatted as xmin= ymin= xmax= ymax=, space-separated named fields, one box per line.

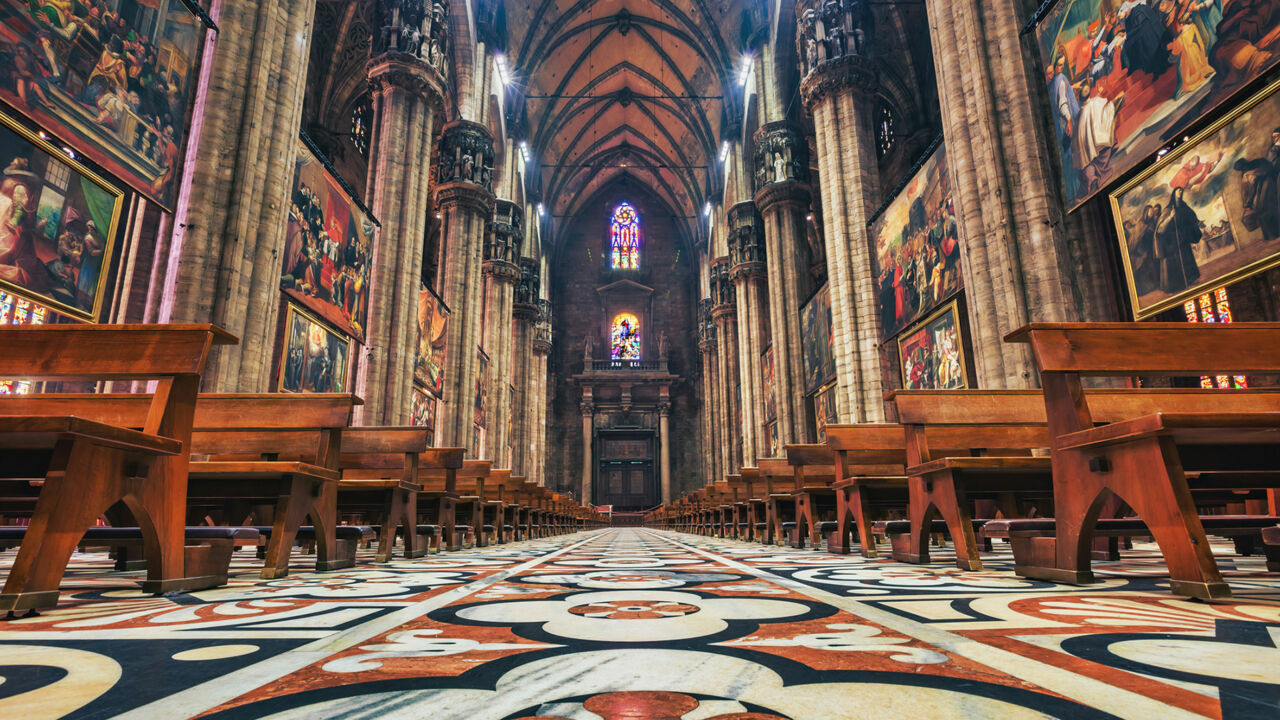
xmin=737 ymin=54 xmax=753 ymax=87
xmin=704 ymin=201 xmax=713 ymax=217
xmin=519 ymin=141 xmax=531 ymax=163
xmin=537 ymin=203 xmax=546 ymax=216
xmin=719 ymin=140 xmax=730 ymax=164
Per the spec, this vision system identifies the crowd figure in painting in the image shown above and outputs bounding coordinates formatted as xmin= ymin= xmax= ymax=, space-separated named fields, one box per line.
xmin=877 ymin=196 xmax=961 ymax=337
xmin=1047 ymin=0 xmax=1278 ymax=200
xmin=0 ymin=156 xmax=105 ymax=312
xmin=281 ymin=319 xmax=341 ymax=394
xmin=902 ymin=322 xmax=964 ymax=391
xmin=0 ymin=0 xmax=186 ymax=190
xmin=797 ymin=0 xmax=876 ymax=75
xmin=282 ymin=180 xmax=370 ymax=338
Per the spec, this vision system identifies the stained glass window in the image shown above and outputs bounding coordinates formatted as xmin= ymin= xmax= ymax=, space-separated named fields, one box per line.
xmin=876 ymin=101 xmax=895 ymax=158
xmin=351 ymin=94 xmax=372 ymax=158
xmin=0 ymin=290 xmax=49 ymax=395
xmin=610 ymin=202 xmax=640 ymax=270
xmin=611 ymin=312 xmax=641 ymax=360
xmin=1183 ymin=286 xmax=1246 ymax=389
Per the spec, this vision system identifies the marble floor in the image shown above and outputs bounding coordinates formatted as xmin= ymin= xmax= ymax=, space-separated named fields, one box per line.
xmin=1 ymin=528 xmax=1278 ymax=719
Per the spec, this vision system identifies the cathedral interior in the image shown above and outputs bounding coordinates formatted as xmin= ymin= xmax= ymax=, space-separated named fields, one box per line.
xmin=1 ymin=0 xmax=1280 ymax=717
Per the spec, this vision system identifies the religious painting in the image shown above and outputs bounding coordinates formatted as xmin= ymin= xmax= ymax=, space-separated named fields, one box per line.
xmin=411 ymin=387 xmax=435 ymax=445
xmin=0 ymin=111 xmax=123 ymax=321
xmin=761 ymin=345 xmax=776 ymax=421
xmin=278 ymin=303 xmax=350 ymax=394
xmin=896 ymin=301 xmax=968 ymax=391
xmin=872 ymin=141 xmax=961 ymax=340
xmin=281 ymin=138 xmax=375 ymax=340
xmin=414 ymin=284 xmax=448 ymax=396
xmin=1111 ymin=78 xmax=1280 ymax=319
xmin=764 ymin=419 xmax=778 ymax=458
xmin=812 ymin=383 xmax=838 ymax=442
xmin=800 ymin=284 xmax=836 ymax=394
xmin=610 ymin=312 xmax=640 ymax=360
xmin=0 ymin=0 xmax=209 ymax=209
xmin=1035 ymin=0 xmax=1280 ymax=211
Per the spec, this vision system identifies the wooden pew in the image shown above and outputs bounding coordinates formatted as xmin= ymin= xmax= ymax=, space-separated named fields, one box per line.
xmin=186 ymin=394 xmax=359 ymax=579
xmin=451 ymin=461 xmax=492 ymax=546
xmin=415 ymin=448 xmax=466 ymax=550
xmin=782 ymin=444 xmax=840 ymax=549
xmin=758 ymin=459 xmax=799 ymax=546
xmin=889 ymin=390 xmax=1052 ymax=570
xmin=483 ymin=470 xmax=518 ymax=544
xmin=338 ymin=427 xmax=429 ymax=561
xmin=739 ymin=467 xmax=767 ymax=542
xmin=823 ymin=424 xmax=910 ymax=556
xmin=1005 ymin=322 xmax=1280 ymax=599
xmin=0 ymin=324 xmax=236 ymax=613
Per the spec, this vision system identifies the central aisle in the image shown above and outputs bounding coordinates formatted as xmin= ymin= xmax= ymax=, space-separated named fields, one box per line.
xmin=9 ymin=528 xmax=1277 ymax=718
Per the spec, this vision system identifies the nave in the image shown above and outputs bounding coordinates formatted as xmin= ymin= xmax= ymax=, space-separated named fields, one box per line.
xmin=1 ymin=527 xmax=1277 ymax=718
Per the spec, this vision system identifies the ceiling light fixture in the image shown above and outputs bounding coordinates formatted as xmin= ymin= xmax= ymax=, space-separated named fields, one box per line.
xmin=719 ymin=140 xmax=730 ymax=164
xmin=495 ymin=53 xmax=512 ymax=86
xmin=537 ymin=203 xmax=546 ymax=216
xmin=704 ymin=201 xmax=713 ymax=217
xmin=519 ymin=141 xmax=531 ymax=163
xmin=737 ymin=54 xmax=753 ymax=87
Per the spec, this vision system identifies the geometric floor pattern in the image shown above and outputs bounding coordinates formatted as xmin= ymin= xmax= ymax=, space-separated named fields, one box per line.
xmin=1 ymin=528 xmax=1278 ymax=719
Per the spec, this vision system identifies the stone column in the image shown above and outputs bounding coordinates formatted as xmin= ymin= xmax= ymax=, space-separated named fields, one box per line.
xmin=364 ymin=35 xmax=447 ymax=422
xmin=435 ymin=121 xmax=496 ymax=449
xmin=659 ymin=399 xmax=672 ymax=505
xmin=711 ymin=259 xmax=741 ymax=473
xmin=923 ymin=0 xmax=1114 ymax=386
xmin=511 ymin=258 xmax=539 ymax=475
xmin=165 ymin=0 xmax=317 ymax=391
xmin=698 ymin=299 xmax=721 ymax=484
xmin=481 ymin=200 xmax=523 ymax=465
xmin=580 ymin=399 xmax=594 ymax=504
xmin=531 ymin=301 xmax=552 ymax=486
xmin=729 ymin=203 xmax=769 ymax=465
xmin=753 ymin=122 xmax=813 ymax=444
xmin=798 ymin=15 xmax=885 ymax=422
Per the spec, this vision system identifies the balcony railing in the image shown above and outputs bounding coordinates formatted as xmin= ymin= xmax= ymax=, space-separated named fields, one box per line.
xmin=587 ymin=359 xmax=668 ymax=372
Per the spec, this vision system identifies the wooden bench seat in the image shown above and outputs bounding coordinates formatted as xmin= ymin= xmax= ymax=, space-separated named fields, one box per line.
xmin=415 ymin=449 xmax=468 ymax=550
xmin=1007 ymin=322 xmax=1280 ymax=599
xmin=0 ymin=324 xmax=236 ymax=614
xmin=339 ymin=427 xmax=431 ymax=561
xmin=782 ymin=445 xmax=839 ymax=549
xmin=0 ymin=526 xmax=258 ymax=581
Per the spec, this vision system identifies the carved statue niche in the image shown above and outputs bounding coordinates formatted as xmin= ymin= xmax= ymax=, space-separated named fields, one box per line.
xmin=583 ymin=333 xmax=595 ymax=363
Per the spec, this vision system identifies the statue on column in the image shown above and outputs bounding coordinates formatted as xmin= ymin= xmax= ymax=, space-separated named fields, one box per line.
xmin=583 ymin=333 xmax=595 ymax=363
xmin=658 ymin=331 xmax=669 ymax=361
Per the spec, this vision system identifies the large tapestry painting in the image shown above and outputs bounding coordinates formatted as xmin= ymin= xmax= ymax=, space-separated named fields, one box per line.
xmin=761 ymin=345 xmax=776 ymax=421
xmin=800 ymin=284 xmax=836 ymax=395
xmin=278 ymin=303 xmax=350 ymax=394
xmin=872 ymin=142 xmax=961 ymax=340
xmin=1112 ymin=79 xmax=1280 ymax=318
xmin=897 ymin=301 xmax=968 ymax=391
xmin=1036 ymin=0 xmax=1280 ymax=211
xmin=0 ymin=0 xmax=207 ymax=208
xmin=414 ymin=285 xmax=448 ymax=397
xmin=0 ymin=111 xmax=122 ymax=320
xmin=282 ymin=139 xmax=374 ymax=340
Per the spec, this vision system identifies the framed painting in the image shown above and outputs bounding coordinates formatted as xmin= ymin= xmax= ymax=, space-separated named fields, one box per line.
xmin=897 ymin=301 xmax=969 ymax=391
xmin=764 ymin=419 xmax=778 ymax=458
xmin=761 ymin=345 xmax=776 ymax=421
xmin=0 ymin=110 xmax=123 ymax=321
xmin=281 ymin=137 xmax=375 ymax=341
xmin=414 ymin=284 xmax=449 ymax=396
xmin=1034 ymin=0 xmax=1280 ymax=211
xmin=278 ymin=302 xmax=350 ymax=394
xmin=812 ymin=382 xmax=837 ymax=442
xmin=871 ymin=141 xmax=962 ymax=340
xmin=0 ymin=0 xmax=210 ymax=209
xmin=474 ymin=348 xmax=489 ymax=429
xmin=1110 ymin=78 xmax=1280 ymax=319
xmin=800 ymin=283 xmax=836 ymax=394
xmin=411 ymin=387 xmax=435 ymax=444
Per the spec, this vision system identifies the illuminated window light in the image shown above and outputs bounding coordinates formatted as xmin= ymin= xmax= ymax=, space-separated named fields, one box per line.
xmin=736 ymin=54 xmax=753 ymax=87
xmin=719 ymin=140 xmax=730 ymax=164
xmin=495 ymin=53 xmax=512 ymax=86
xmin=519 ymin=141 xmax=531 ymax=163
xmin=703 ymin=201 xmax=713 ymax=217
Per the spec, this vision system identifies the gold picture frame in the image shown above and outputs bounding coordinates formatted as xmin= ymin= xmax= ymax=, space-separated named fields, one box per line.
xmin=1109 ymin=78 xmax=1280 ymax=320
xmin=0 ymin=109 xmax=124 ymax=322
xmin=896 ymin=300 xmax=969 ymax=390
xmin=277 ymin=302 xmax=351 ymax=394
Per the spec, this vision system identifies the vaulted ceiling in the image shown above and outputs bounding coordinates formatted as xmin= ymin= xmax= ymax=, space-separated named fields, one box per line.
xmin=505 ymin=0 xmax=760 ymax=251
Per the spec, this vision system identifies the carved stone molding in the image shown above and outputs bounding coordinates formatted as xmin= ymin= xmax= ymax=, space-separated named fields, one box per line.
xmin=752 ymin=122 xmax=808 ymax=193
xmin=372 ymin=0 xmax=450 ymax=79
xmin=727 ymin=202 xmax=766 ymax=279
xmin=367 ymin=54 xmax=446 ymax=107
xmin=482 ymin=258 xmax=521 ymax=283
xmin=514 ymin=256 xmax=541 ymax=315
xmin=437 ymin=120 xmax=496 ymax=192
xmin=753 ymin=178 xmax=811 ymax=214
xmin=796 ymin=0 xmax=875 ymax=78
xmin=800 ymin=54 xmax=878 ymax=110
xmin=436 ymin=181 xmax=496 ymax=215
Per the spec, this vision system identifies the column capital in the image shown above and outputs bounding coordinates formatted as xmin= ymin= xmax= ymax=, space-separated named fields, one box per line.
xmin=752 ymin=122 xmax=809 ymax=194
xmin=658 ymin=402 xmax=671 ymax=417
xmin=369 ymin=0 xmax=450 ymax=100
xmin=367 ymin=55 xmax=446 ymax=106
xmin=800 ymin=55 xmax=878 ymax=111
xmin=436 ymin=120 xmax=496 ymax=196
xmin=436 ymin=182 xmax=496 ymax=214
xmin=753 ymin=180 xmax=811 ymax=213
xmin=579 ymin=401 xmax=594 ymax=416
xmin=482 ymin=258 xmax=521 ymax=283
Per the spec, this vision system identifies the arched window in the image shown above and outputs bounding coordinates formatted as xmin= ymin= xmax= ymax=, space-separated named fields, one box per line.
xmin=610 ymin=202 xmax=640 ymax=270
xmin=351 ymin=94 xmax=372 ymax=158
xmin=611 ymin=312 xmax=641 ymax=360
xmin=875 ymin=100 xmax=895 ymax=159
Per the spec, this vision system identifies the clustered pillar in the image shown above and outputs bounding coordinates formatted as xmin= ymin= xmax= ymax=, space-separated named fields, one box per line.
xmin=480 ymin=200 xmax=523 ymax=465
xmin=728 ymin=203 xmax=768 ymax=465
xmin=510 ymin=258 xmax=540 ymax=476
xmin=698 ymin=300 xmax=719 ymax=484
xmin=711 ymin=259 xmax=741 ymax=473
xmin=531 ymin=301 xmax=552 ymax=486
xmin=799 ymin=41 xmax=885 ymax=423
xmin=753 ymin=122 xmax=813 ymax=445
xmin=435 ymin=122 xmax=496 ymax=451
xmin=363 ymin=47 xmax=446 ymax=423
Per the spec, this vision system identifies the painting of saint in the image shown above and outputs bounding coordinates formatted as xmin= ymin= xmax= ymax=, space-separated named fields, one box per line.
xmin=871 ymin=142 xmax=962 ymax=340
xmin=897 ymin=302 xmax=968 ymax=391
xmin=761 ymin=345 xmax=777 ymax=421
xmin=411 ymin=388 xmax=435 ymax=444
xmin=0 ymin=0 xmax=208 ymax=208
xmin=474 ymin=349 xmax=489 ymax=429
xmin=1112 ymin=79 xmax=1280 ymax=317
xmin=278 ymin=303 xmax=350 ymax=394
xmin=813 ymin=383 xmax=837 ymax=442
xmin=414 ymin=285 xmax=449 ymax=396
xmin=800 ymin=284 xmax=836 ymax=394
xmin=1035 ymin=0 xmax=1280 ymax=211
xmin=0 ymin=111 xmax=121 ymax=320
xmin=281 ymin=139 xmax=376 ymax=340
